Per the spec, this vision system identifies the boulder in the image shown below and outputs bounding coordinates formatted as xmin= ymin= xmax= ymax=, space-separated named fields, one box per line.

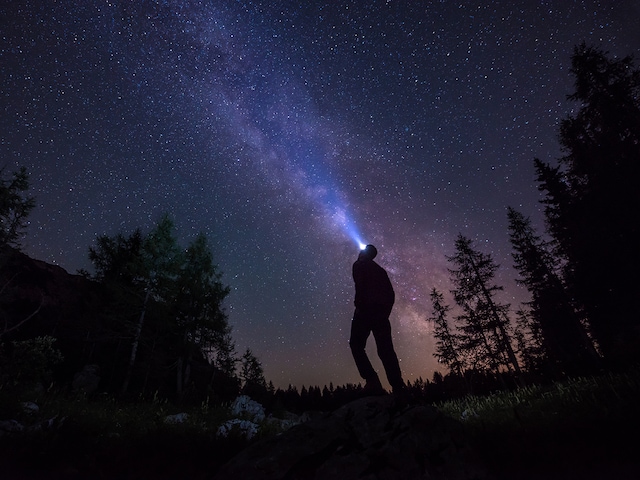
xmin=164 ymin=413 xmax=189 ymax=424
xmin=214 ymin=395 xmax=489 ymax=480
xmin=230 ymin=395 xmax=266 ymax=422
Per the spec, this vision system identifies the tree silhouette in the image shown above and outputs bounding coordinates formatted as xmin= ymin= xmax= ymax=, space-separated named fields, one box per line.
xmin=0 ymin=166 xmax=39 ymax=339
xmin=0 ymin=166 xmax=35 ymax=250
xmin=240 ymin=348 xmax=267 ymax=401
xmin=124 ymin=214 xmax=181 ymax=395
xmin=447 ymin=234 xmax=521 ymax=377
xmin=173 ymin=233 xmax=231 ymax=398
xmin=88 ymin=214 xmax=232 ymax=397
xmin=535 ymin=44 xmax=640 ymax=365
xmin=507 ymin=206 xmax=600 ymax=377
xmin=428 ymin=288 xmax=464 ymax=377
xmin=512 ymin=307 xmax=549 ymax=376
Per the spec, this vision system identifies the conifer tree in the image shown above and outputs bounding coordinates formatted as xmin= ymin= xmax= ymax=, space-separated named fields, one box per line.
xmin=507 ymin=207 xmax=600 ymax=376
xmin=535 ymin=44 xmax=640 ymax=364
xmin=513 ymin=308 xmax=549 ymax=376
xmin=428 ymin=288 xmax=464 ymax=376
xmin=447 ymin=234 xmax=521 ymax=377
xmin=240 ymin=348 xmax=267 ymax=398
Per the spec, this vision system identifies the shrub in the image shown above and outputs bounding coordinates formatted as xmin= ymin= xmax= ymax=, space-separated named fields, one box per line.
xmin=0 ymin=336 xmax=63 ymax=390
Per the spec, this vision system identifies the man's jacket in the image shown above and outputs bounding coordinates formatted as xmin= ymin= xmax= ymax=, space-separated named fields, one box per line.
xmin=352 ymin=258 xmax=395 ymax=311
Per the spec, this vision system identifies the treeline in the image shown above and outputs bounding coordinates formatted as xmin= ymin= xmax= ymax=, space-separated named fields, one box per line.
xmin=428 ymin=43 xmax=640 ymax=390
xmin=260 ymin=369 xmax=515 ymax=414
xmin=0 ymin=173 xmax=267 ymax=403
xmin=272 ymin=43 xmax=640 ymax=409
xmin=85 ymin=213 xmax=241 ymax=399
xmin=1 ymin=44 xmax=639 ymax=412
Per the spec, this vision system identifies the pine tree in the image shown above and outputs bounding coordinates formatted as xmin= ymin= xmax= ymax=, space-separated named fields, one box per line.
xmin=240 ymin=348 xmax=267 ymax=398
xmin=535 ymin=44 xmax=640 ymax=364
xmin=447 ymin=234 xmax=521 ymax=377
xmin=513 ymin=308 xmax=550 ymax=376
xmin=205 ymin=327 xmax=240 ymax=401
xmin=428 ymin=288 xmax=464 ymax=376
xmin=507 ymin=207 xmax=600 ymax=376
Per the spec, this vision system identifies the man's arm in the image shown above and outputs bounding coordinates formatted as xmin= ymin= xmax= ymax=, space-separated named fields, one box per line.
xmin=352 ymin=260 xmax=368 ymax=308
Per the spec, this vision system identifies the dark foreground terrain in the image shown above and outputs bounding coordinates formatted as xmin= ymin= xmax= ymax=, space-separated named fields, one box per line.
xmin=1 ymin=386 xmax=639 ymax=480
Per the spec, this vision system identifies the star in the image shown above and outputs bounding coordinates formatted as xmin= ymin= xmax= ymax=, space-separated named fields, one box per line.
xmin=2 ymin=0 xmax=638 ymax=389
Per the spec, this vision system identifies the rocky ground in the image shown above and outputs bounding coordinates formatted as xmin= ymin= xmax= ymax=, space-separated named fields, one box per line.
xmin=213 ymin=394 xmax=639 ymax=480
xmin=1 ymin=393 xmax=638 ymax=479
xmin=215 ymin=395 xmax=486 ymax=480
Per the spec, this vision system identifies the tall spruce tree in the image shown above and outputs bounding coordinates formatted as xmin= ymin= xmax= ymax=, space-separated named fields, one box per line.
xmin=240 ymin=348 xmax=267 ymax=399
xmin=507 ymin=207 xmax=600 ymax=377
xmin=447 ymin=234 xmax=521 ymax=377
xmin=535 ymin=44 xmax=640 ymax=365
xmin=512 ymin=308 xmax=547 ymax=375
xmin=428 ymin=288 xmax=464 ymax=376
xmin=212 ymin=328 xmax=238 ymax=377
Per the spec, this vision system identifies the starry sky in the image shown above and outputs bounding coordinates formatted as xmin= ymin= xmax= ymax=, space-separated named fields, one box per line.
xmin=2 ymin=1 xmax=640 ymax=390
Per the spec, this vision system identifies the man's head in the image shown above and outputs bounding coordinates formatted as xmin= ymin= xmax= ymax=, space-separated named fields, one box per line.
xmin=359 ymin=244 xmax=378 ymax=260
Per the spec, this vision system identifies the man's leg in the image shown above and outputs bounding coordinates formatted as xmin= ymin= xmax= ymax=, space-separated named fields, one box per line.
xmin=349 ymin=309 xmax=383 ymax=391
xmin=371 ymin=314 xmax=404 ymax=392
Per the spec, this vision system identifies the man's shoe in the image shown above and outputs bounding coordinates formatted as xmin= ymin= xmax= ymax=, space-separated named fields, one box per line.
xmin=391 ymin=384 xmax=412 ymax=407
xmin=363 ymin=379 xmax=387 ymax=396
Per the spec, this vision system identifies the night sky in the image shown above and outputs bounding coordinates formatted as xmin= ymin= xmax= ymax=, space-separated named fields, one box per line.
xmin=3 ymin=1 xmax=640 ymax=390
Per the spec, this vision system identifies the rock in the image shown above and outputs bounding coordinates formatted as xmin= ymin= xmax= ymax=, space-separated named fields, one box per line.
xmin=164 ymin=413 xmax=189 ymax=424
xmin=214 ymin=395 xmax=490 ymax=480
xmin=263 ymin=414 xmax=303 ymax=433
xmin=26 ymin=414 xmax=65 ymax=432
xmin=217 ymin=418 xmax=260 ymax=440
xmin=21 ymin=401 xmax=39 ymax=414
xmin=0 ymin=420 xmax=24 ymax=436
xmin=0 ymin=414 xmax=65 ymax=438
xmin=230 ymin=395 xmax=265 ymax=422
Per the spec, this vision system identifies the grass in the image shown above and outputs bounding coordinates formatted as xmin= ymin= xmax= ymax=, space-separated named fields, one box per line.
xmin=1 ymin=370 xmax=639 ymax=478
xmin=0 ymin=388 xmax=254 ymax=478
xmin=435 ymin=369 xmax=640 ymax=479
xmin=437 ymin=370 xmax=640 ymax=429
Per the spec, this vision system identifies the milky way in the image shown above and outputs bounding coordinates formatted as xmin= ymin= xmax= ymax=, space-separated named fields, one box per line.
xmin=2 ymin=1 xmax=639 ymax=389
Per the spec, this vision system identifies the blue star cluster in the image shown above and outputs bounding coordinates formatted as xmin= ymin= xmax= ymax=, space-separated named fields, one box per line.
xmin=2 ymin=1 xmax=639 ymax=389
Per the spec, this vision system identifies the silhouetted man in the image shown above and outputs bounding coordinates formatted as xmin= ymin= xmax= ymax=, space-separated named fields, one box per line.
xmin=350 ymin=244 xmax=404 ymax=394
